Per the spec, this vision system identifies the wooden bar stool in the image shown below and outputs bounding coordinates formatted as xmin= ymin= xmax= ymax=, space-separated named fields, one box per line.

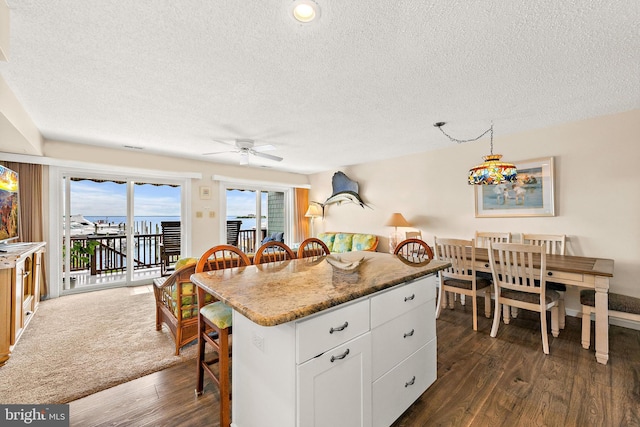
xmin=194 ymin=245 xmax=250 ymax=427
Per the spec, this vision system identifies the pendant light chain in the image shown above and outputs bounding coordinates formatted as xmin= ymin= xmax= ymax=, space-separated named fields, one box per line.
xmin=434 ymin=122 xmax=493 ymax=146
xmin=433 ymin=120 xmax=517 ymax=185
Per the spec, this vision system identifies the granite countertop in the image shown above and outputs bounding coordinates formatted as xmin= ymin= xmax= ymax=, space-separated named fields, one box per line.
xmin=190 ymin=251 xmax=450 ymax=327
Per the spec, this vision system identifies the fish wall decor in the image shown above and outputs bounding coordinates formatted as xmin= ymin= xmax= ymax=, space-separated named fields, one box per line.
xmin=312 ymin=171 xmax=371 ymax=216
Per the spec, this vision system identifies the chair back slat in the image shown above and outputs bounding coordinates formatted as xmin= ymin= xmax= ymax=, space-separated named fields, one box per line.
xmin=254 ymin=241 xmax=296 ymax=264
xmin=226 ymin=220 xmax=243 ymax=247
xmin=297 ymin=238 xmax=330 ymax=258
xmin=475 ymin=231 xmax=512 ymax=248
xmin=522 ymin=233 xmax=566 ymax=255
xmin=435 ymin=237 xmax=474 ymax=279
xmin=490 ymin=242 xmax=546 ymax=294
xmin=394 ymin=238 xmax=434 ymax=260
xmin=196 ymin=245 xmax=251 ymax=274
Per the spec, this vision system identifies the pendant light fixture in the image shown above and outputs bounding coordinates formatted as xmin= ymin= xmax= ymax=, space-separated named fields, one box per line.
xmin=434 ymin=122 xmax=517 ymax=185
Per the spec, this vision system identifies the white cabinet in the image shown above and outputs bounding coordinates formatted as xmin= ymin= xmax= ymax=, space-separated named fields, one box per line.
xmin=230 ymin=274 xmax=437 ymax=427
xmin=370 ymin=275 xmax=437 ymax=427
xmin=298 ymin=332 xmax=371 ymax=427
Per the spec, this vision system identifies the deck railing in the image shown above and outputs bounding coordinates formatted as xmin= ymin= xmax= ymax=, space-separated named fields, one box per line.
xmin=67 ymin=228 xmax=269 ymax=276
xmin=237 ymin=229 xmax=267 ymax=254
xmin=67 ymin=234 xmax=162 ymax=275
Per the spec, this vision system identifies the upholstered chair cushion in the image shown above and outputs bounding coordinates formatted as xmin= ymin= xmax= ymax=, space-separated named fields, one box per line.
xmin=175 ymin=257 xmax=197 ymax=269
xmin=443 ymin=277 xmax=491 ymax=291
xmin=200 ymin=301 xmax=233 ymax=329
xmin=580 ymin=290 xmax=640 ymax=314
xmin=352 ymin=234 xmax=377 ymax=251
xmin=318 ymin=233 xmax=336 ymax=251
xmin=332 ymin=233 xmax=354 ymax=253
xmin=169 ymin=257 xmax=211 ymax=319
xmin=501 ymin=289 xmax=561 ymax=305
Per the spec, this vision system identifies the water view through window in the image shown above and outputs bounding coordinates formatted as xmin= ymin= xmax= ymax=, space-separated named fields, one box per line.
xmin=62 ymin=177 xmax=182 ymax=292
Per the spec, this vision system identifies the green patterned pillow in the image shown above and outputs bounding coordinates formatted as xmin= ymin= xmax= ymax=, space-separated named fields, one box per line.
xmin=200 ymin=301 xmax=233 ymax=329
xmin=332 ymin=233 xmax=354 ymax=253
xmin=353 ymin=234 xmax=377 ymax=251
xmin=318 ymin=233 xmax=336 ymax=251
xmin=175 ymin=257 xmax=198 ymax=269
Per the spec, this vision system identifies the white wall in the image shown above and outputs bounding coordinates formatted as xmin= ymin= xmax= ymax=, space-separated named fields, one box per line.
xmin=308 ymin=110 xmax=640 ymax=316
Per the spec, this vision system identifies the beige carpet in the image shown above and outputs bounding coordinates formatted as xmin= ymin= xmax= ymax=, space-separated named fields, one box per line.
xmin=0 ymin=285 xmax=197 ymax=404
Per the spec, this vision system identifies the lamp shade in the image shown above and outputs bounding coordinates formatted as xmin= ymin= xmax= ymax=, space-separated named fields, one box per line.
xmin=305 ymin=204 xmax=322 ymax=218
xmin=468 ymin=154 xmax=518 ymax=185
xmin=385 ymin=213 xmax=412 ymax=228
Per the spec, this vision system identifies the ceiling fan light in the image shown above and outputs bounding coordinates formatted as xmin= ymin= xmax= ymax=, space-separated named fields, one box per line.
xmin=291 ymin=0 xmax=320 ymax=23
xmin=239 ymin=151 xmax=249 ymax=165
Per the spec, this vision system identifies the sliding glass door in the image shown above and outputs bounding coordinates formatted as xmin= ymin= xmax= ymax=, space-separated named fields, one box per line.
xmin=58 ymin=172 xmax=182 ymax=294
xmin=223 ymin=184 xmax=291 ymax=254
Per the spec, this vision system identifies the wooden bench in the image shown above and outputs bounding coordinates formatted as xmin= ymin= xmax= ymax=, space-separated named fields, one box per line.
xmin=580 ymin=290 xmax=640 ymax=349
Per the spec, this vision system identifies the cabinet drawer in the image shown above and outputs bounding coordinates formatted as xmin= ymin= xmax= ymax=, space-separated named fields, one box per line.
xmin=371 ymin=275 xmax=436 ymax=328
xmin=372 ymin=339 xmax=437 ymax=427
xmin=372 ymin=302 xmax=435 ymax=380
xmin=296 ymin=299 xmax=370 ymax=364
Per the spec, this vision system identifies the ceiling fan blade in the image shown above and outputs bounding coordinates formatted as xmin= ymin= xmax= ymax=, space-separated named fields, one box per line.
xmin=252 ymin=151 xmax=283 ymax=162
xmin=252 ymin=144 xmax=276 ymax=152
xmin=210 ymin=139 xmax=239 ymax=148
xmin=203 ymin=149 xmax=235 ymax=155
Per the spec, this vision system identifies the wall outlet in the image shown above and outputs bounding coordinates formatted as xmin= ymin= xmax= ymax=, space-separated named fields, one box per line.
xmin=252 ymin=331 xmax=264 ymax=352
xmin=209 ymin=211 xmax=215 ymax=218
xmin=196 ymin=211 xmax=203 ymax=218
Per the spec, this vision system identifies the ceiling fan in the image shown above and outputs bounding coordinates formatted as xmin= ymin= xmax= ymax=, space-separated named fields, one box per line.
xmin=203 ymin=138 xmax=283 ymax=165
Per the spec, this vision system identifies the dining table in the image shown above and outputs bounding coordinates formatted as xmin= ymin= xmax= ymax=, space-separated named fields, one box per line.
xmin=471 ymin=247 xmax=614 ymax=364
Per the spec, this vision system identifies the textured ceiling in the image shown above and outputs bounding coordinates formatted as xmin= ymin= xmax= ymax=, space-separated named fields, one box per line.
xmin=1 ymin=1 xmax=639 ymax=174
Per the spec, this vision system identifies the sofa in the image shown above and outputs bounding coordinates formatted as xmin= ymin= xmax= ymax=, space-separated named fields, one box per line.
xmin=317 ymin=232 xmax=378 ymax=253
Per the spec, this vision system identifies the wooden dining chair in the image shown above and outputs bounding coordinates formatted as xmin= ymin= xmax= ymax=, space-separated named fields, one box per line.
xmin=522 ymin=233 xmax=568 ymax=328
xmin=297 ymin=237 xmax=330 ymax=258
xmin=405 ymin=230 xmax=423 ymax=240
xmin=194 ymin=245 xmax=251 ymax=427
xmin=488 ymin=242 xmax=560 ymax=354
xmin=394 ymin=238 xmax=434 ymax=260
xmin=475 ymin=231 xmax=512 ymax=247
xmin=434 ymin=237 xmax=492 ymax=331
xmin=254 ymin=241 xmax=296 ymax=264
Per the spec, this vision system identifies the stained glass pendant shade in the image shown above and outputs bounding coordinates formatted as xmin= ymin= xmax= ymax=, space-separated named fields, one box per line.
xmin=468 ymin=154 xmax=518 ymax=185
xmin=434 ymin=122 xmax=517 ymax=185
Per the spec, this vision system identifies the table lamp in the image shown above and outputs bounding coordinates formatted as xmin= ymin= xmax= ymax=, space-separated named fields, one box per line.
xmin=385 ymin=212 xmax=412 ymax=253
xmin=305 ymin=204 xmax=322 ymax=237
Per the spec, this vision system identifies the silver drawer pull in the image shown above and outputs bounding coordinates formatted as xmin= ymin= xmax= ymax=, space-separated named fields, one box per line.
xmin=330 ymin=348 xmax=350 ymax=362
xmin=404 ymin=294 xmax=415 ymax=302
xmin=329 ymin=321 xmax=349 ymax=334
xmin=405 ymin=376 xmax=416 ymax=387
xmin=403 ymin=329 xmax=415 ymax=338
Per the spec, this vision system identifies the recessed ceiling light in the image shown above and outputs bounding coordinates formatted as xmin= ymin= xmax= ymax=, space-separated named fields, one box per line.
xmin=290 ymin=0 xmax=320 ymax=23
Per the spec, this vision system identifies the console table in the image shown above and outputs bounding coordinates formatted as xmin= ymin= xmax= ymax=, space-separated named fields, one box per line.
xmin=0 ymin=242 xmax=46 ymax=366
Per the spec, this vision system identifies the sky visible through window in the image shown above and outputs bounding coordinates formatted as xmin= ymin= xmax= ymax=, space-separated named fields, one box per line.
xmin=70 ymin=180 xmax=181 ymax=217
xmin=68 ymin=180 xmax=265 ymax=218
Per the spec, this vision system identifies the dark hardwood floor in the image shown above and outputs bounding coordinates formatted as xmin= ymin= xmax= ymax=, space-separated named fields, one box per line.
xmin=69 ymin=299 xmax=640 ymax=427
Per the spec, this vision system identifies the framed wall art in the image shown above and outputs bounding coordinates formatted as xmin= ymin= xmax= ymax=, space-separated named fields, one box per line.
xmin=475 ymin=157 xmax=555 ymax=217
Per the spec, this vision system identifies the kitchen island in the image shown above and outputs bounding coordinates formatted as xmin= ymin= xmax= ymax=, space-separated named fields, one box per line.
xmin=191 ymin=251 xmax=450 ymax=427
